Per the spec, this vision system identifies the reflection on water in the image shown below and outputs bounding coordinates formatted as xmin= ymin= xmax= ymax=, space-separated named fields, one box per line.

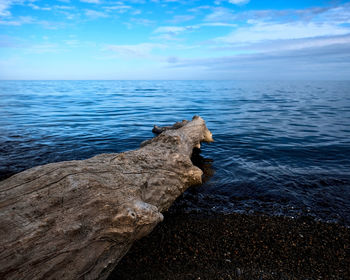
xmin=191 ymin=147 xmax=215 ymax=184
xmin=0 ymin=80 xmax=350 ymax=225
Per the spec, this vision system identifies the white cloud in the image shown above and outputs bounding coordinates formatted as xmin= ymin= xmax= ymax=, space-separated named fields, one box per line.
xmin=228 ymin=0 xmax=249 ymax=5
xmin=80 ymin=0 xmax=100 ymax=4
xmin=216 ymin=21 xmax=350 ymax=44
xmin=188 ymin=5 xmax=211 ymax=13
xmin=167 ymin=41 xmax=350 ymax=80
xmin=0 ymin=0 xmax=66 ymax=17
xmin=104 ymin=5 xmax=132 ymax=13
xmin=0 ymin=16 xmax=34 ymax=26
xmin=152 ymin=33 xmax=182 ymax=41
xmin=132 ymin=9 xmax=141 ymax=15
xmin=130 ymin=17 xmax=154 ymax=26
xmin=202 ymin=22 xmax=236 ymax=27
xmin=53 ymin=5 xmax=74 ymax=10
xmin=153 ymin=25 xmax=199 ymax=41
xmin=153 ymin=21 xmax=238 ymax=41
xmin=213 ymin=34 xmax=350 ymax=55
xmin=204 ymin=7 xmax=235 ymax=22
xmin=154 ymin=25 xmax=199 ymax=35
xmin=311 ymin=4 xmax=350 ymax=25
xmin=105 ymin=43 xmax=166 ymax=57
xmin=28 ymin=3 xmax=52 ymax=11
xmin=154 ymin=26 xmax=187 ymax=34
xmin=280 ymin=35 xmax=350 ymax=51
xmin=167 ymin=15 xmax=195 ymax=24
xmin=0 ymin=0 xmax=13 ymax=17
xmin=85 ymin=9 xmax=108 ymax=18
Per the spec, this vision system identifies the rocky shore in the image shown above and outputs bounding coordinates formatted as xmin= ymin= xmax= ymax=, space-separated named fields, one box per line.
xmin=110 ymin=211 xmax=350 ymax=280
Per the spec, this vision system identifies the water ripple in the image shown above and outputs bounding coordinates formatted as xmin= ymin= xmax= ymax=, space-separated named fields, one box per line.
xmin=1 ymin=80 xmax=350 ymax=224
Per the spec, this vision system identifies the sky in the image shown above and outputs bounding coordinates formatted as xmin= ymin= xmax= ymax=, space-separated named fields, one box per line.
xmin=0 ymin=0 xmax=350 ymax=80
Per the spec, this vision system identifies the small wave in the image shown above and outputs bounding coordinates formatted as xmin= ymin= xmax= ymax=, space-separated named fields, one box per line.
xmin=1 ymin=80 xmax=350 ymax=225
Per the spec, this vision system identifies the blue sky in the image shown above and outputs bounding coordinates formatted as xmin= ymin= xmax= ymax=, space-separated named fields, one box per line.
xmin=1 ymin=0 xmax=350 ymax=79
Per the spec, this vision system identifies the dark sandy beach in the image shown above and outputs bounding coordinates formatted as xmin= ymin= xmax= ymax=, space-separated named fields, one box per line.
xmin=109 ymin=211 xmax=349 ymax=280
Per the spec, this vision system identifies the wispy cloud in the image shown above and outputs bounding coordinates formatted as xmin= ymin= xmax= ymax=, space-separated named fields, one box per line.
xmin=154 ymin=26 xmax=189 ymax=35
xmin=212 ymin=34 xmax=350 ymax=55
xmin=214 ymin=0 xmax=250 ymax=6
xmin=53 ymin=5 xmax=74 ymax=10
xmin=167 ymin=15 xmax=195 ymax=24
xmin=105 ymin=43 xmax=166 ymax=58
xmin=132 ymin=17 xmax=154 ymax=25
xmin=205 ymin=3 xmax=350 ymax=55
xmin=28 ymin=3 xmax=52 ymax=11
xmin=153 ymin=21 xmax=237 ymax=41
xmin=216 ymin=4 xmax=350 ymax=25
xmin=159 ymin=3 xmax=350 ymax=79
xmin=104 ymin=4 xmax=132 ymax=14
xmin=188 ymin=5 xmax=211 ymax=13
xmin=201 ymin=22 xmax=236 ymax=27
xmin=168 ymin=41 xmax=350 ymax=80
xmin=153 ymin=25 xmax=199 ymax=41
xmin=125 ymin=17 xmax=155 ymax=29
xmin=2 ymin=0 xmax=350 ymax=79
xmin=80 ymin=0 xmax=100 ymax=4
xmin=85 ymin=9 xmax=108 ymax=18
xmin=0 ymin=0 xmax=14 ymax=17
xmin=204 ymin=7 xmax=235 ymax=22
xmin=0 ymin=16 xmax=34 ymax=26
xmin=216 ymin=21 xmax=350 ymax=45
xmin=228 ymin=0 xmax=250 ymax=5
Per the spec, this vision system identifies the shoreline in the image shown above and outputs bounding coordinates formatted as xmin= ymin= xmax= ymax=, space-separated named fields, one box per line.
xmin=109 ymin=211 xmax=350 ymax=280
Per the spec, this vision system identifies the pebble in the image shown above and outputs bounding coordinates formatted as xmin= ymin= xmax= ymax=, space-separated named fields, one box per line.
xmin=235 ymin=267 xmax=241 ymax=276
xmin=109 ymin=212 xmax=350 ymax=280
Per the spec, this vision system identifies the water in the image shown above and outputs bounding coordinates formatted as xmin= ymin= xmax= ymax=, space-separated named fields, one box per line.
xmin=1 ymin=80 xmax=350 ymax=225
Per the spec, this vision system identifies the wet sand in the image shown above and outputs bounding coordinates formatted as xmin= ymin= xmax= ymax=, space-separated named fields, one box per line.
xmin=109 ymin=212 xmax=349 ymax=280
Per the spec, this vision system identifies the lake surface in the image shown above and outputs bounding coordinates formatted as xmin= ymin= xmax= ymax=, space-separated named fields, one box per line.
xmin=1 ymin=80 xmax=350 ymax=225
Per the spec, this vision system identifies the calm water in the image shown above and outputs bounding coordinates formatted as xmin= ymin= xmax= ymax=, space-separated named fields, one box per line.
xmin=1 ymin=80 xmax=350 ymax=225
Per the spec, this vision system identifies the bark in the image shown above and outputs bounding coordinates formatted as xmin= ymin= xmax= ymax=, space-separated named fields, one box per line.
xmin=0 ymin=116 xmax=213 ymax=280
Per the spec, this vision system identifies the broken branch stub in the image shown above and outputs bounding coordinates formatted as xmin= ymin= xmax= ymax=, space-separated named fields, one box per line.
xmin=0 ymin=116 xmax=213 ymax=280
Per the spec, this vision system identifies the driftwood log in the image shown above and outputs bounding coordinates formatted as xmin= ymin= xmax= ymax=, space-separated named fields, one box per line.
xmin=0 ymin=116 xmax=213 ymax=280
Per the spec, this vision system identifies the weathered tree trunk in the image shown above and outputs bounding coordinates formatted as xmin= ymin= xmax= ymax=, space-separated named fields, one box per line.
xmin=0 ymin=116 xmax=213 ymax=280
